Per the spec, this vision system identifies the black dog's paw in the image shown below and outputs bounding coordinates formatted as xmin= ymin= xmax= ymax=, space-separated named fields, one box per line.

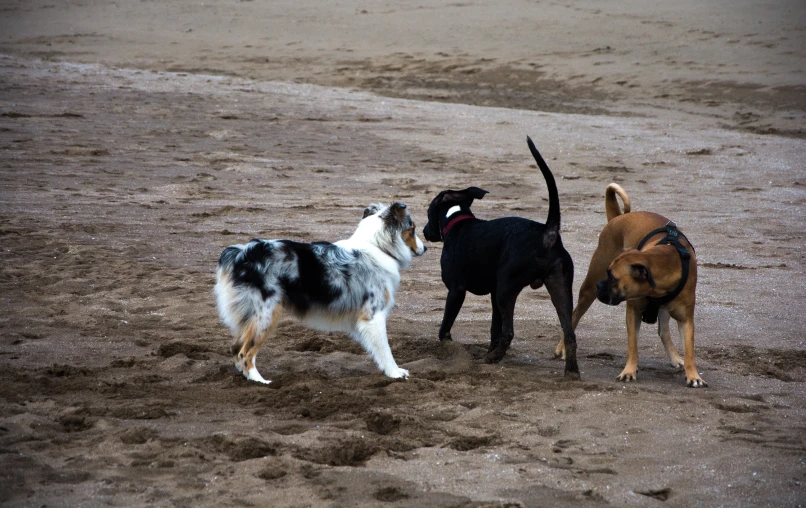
xmin=484 ymin=349 xmax=506 ymax=364
xmin=564 ymin=360 xmax=581 ymax=380
xmin=439 ymin=333 xmax=453 ymax=342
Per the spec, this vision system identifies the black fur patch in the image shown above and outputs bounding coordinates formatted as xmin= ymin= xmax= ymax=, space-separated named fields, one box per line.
xmin=221 ymin=243 xmax=275 ymax=300
xmin=276 ymin=241 xmax=344 ymax=312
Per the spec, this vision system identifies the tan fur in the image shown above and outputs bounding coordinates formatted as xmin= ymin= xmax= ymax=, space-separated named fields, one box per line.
xmin=402 ymin=225 xmax=419 ymax=253
xmin=237 ymin=305 xmax=283 ymax=374
xmin=556 ymin=184 xmax=705 ymax=387
xmin=604 ymin=183 xmax=630 ymax=222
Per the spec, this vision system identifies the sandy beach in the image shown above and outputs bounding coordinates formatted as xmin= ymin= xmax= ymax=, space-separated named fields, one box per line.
xmin=0 ymin=1 xmax=804 ymax=506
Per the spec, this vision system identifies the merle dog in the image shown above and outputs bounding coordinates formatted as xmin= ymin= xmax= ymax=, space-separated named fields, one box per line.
xmin=422 ymin=136 xmax=579 ymax=379
xmin=215 ymin=202 xmax=426 ymax=384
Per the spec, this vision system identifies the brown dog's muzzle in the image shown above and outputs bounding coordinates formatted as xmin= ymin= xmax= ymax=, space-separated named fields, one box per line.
xmin=596 ymin=279 xmax=625 ymax=306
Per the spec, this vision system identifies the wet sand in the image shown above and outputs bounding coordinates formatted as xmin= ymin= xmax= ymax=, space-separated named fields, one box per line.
xmin=0 ymin=1 xmax=805 ymax=506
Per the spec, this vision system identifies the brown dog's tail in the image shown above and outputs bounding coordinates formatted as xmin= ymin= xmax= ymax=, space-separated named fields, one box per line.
xmin=605 ymin=183 xmax=630 ymax=222
xmin=526 ymin=136 xmax=560 ymax=233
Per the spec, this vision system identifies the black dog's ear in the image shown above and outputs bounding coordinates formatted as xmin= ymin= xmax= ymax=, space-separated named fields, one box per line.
xmin=440 ymin=187 xmax=489 ymax=205
xmin=630 ymin=263 xmax=656 ymax=288
xmin=363 ymin=204 xmax=382 ymax=219
xmin=464 ymin=187 xmax=488 ymax=200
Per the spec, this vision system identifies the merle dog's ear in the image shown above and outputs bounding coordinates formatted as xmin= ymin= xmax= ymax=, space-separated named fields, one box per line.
xmin=390 ymin=202 xmax=408 ymax=222
xmin=363 ymin=204 xmax=382 ymax=219
xmin=630 ymin=263 xmax=656 ymax=288
xmin=380 ymin=202 xmax=408 ymax=224
xmin=440 ymin=187 xmax=489 ymax=205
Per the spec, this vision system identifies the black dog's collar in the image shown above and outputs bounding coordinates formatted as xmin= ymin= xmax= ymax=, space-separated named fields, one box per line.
xmin=441 ymin=213 xmax=474 ymax=239
xmin=637 ymin=222 xmax=694 ymax=323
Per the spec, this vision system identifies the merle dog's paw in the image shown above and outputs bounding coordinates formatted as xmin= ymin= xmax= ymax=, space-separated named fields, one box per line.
xmin=385 ymin=367 xmax=410 ymax=379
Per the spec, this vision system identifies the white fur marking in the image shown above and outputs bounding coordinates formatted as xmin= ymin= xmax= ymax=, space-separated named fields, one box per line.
xmin=446 ymin=205 xmax=461 ymax=218
xmin=246 ymin=366 xmax=271 ymax=384
xmin=413 ymin=234 xmax=426 ymax=256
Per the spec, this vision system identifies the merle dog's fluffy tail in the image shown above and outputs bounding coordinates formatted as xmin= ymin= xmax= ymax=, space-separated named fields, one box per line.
xmin=526 ymin=136 xmax=561 ymax=234
xmin=218 ymin=242 xmax=268 ymax=296
xmin=215 ymin=241 xmax=271 ymax=338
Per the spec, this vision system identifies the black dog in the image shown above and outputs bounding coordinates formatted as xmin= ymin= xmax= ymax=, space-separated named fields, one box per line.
xmin=422 ymin=136 xmax=579 ymax=379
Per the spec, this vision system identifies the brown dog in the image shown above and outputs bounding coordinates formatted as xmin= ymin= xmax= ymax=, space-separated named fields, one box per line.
xmin=557 ymin=184 xmax=706 ymax=387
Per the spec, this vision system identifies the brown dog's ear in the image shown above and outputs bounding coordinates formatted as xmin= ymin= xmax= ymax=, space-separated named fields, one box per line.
xmin=630 ymin=263 xmax=656 ymax=288
xmin=440 ymin=187 xmax=488 ymax=205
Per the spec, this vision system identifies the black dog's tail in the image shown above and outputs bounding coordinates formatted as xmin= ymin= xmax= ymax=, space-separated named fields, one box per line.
xmin=526 ymin=136 xmax=561 ymax=236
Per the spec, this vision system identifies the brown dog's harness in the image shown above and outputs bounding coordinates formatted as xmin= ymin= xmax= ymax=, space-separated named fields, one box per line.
xmin=636 ymin=222 xmax=695 ymax=324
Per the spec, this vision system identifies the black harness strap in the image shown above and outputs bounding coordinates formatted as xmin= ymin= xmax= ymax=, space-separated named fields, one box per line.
xmin=636 ymin=222 xmax=694 ymax=324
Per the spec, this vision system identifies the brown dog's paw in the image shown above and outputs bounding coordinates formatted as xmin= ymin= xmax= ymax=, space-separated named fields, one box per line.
xmin=617 ymin=369 xmax=638 ymax=382
xmin=686 ymin=376 xmax=708 ymax=388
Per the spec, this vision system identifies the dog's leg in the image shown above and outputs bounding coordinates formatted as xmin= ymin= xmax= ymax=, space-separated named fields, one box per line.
xmin=571 ymin=281 xmax=597 ymax=331
xmin=657 ymin=307 xmax=684 ymax=368
xmin=352 ymin=314 xmax=409 ymax=379
xmin=488 ymin=292 xmax=502 ymax=353
xmin=438 ymin=288 xmax=466 ymax=340
xmin=237 ymin=304 xmax=282 ymax=384
xmin=544 ymin=260 xmax=580 ymax=379
xmin=230 ymin=332 xmax=246 ymax=373
xmin=233 ymin=319 xmax=264 ymax=382
xmin=556 ymin=260 xmax=602 ymax=359
xmin=618 ymin=302 xmax=642 ymax=381
xmin=485 ymin=286 xmax=520 ymax=363
xmin=230 ymin=316 xmax=259 ymax=376
xmin=673 ymin=309 xmax=707 ymax=387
